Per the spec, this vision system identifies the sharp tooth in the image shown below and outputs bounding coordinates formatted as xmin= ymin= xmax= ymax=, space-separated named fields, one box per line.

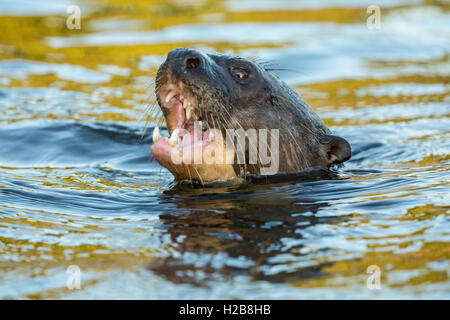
xmin=168 ymin=129 xmax=179 ymax=146
xmin=152 ymin=126 xmax=160 ymax=142
xmin=183 ymin=98 xmax=188 ymax=109
xmin=186 ymin=107 xmax=192 ymax=121
xmin=165 ymin=90 xmax=177 ymax=103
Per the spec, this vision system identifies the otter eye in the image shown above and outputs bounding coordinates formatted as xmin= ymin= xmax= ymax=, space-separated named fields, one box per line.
xmin=230 ymin=67 xmax=249 ymax=80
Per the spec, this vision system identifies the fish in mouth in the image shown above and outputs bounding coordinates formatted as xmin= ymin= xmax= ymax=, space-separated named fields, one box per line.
xmin=150 ymin=48 xmax=351 ymax=184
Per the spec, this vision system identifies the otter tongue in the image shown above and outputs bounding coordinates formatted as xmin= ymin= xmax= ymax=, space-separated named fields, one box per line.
xmin=180 ymin=122 xmax=205 ymax=147
xmin=189 ymin=122 xmax=203 ymax=141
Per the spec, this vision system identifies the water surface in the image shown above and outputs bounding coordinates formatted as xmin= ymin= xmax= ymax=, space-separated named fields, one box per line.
xmin=0 ymin=0 xmax=449 ymax=299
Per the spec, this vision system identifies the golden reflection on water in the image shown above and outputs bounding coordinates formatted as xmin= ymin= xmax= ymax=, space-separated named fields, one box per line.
xmin=0 ymin=0 xmax=449 ymax=298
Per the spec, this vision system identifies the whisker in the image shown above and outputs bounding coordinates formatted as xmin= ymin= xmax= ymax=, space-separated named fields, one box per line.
xmin=192 ymin=166 xmax=204 ymax=186
xmin=265 ymin=68 xmax=303 ymax=74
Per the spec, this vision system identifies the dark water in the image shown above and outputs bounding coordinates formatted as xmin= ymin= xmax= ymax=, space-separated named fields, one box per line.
xmin=0 ymin=0 xmax=449 ymax=299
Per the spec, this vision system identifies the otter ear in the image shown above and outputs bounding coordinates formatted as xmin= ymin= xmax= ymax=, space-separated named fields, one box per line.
xmin=319 ymin=135 xmax=351 ymax=165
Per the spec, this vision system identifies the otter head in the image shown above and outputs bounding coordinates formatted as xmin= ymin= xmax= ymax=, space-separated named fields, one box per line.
xmin=151 ymin=48 xmax=351 ymax=183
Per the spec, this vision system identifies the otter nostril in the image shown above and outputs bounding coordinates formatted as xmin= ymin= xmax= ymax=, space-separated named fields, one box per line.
xmin=186 ymin=57 xmax=201 ymax=69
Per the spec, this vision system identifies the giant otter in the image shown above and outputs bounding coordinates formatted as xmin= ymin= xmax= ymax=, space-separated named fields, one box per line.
xmin=151 ymin=48 xmax=351 ymax=183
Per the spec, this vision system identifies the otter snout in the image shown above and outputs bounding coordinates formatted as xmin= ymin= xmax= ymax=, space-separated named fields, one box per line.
xmin=165 ymin=48 xmax=208 ymax=74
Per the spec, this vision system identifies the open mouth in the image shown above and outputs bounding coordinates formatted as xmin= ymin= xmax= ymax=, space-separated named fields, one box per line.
xmin=151 ymin=78 xmax=216 ymax=165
